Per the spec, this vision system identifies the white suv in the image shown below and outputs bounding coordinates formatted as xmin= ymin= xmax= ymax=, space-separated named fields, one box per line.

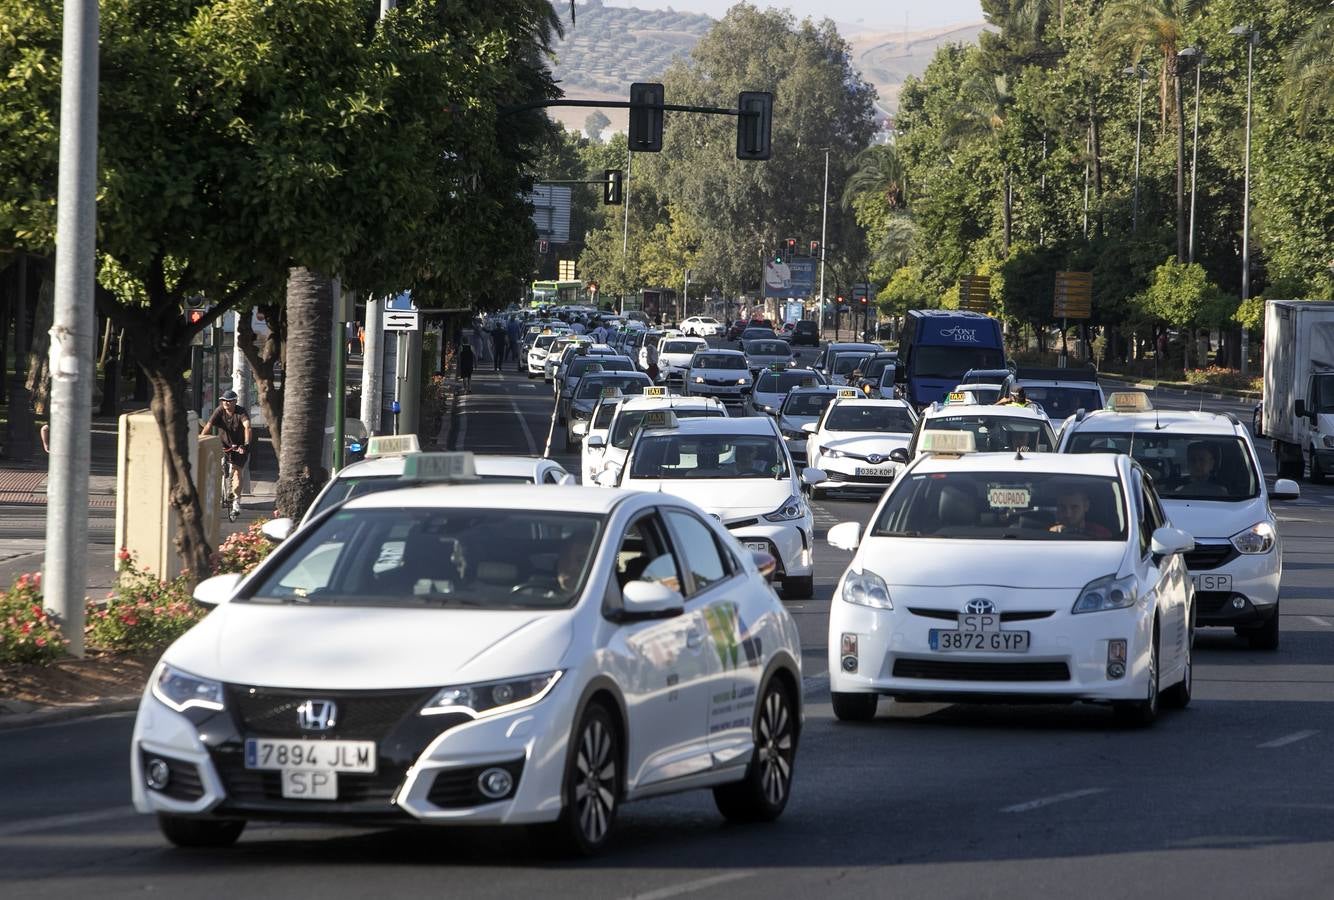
xmin=1059 ymin=406 xmax=1300 ymax=649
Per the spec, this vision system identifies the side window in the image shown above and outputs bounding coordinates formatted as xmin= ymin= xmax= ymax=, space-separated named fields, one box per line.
xmin=664 ymin=510 xmax=731 ymax=595
xmin=610 ymin=514 xmax=683 ymax=603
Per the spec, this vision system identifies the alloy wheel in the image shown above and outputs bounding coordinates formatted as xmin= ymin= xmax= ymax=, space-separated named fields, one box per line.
xmin=756 ymin=689 xmax=794 ymax=806
xmin=573 ymin=717 xmax=617 ymax=845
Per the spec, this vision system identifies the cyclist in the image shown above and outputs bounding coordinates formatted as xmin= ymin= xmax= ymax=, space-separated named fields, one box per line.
xmin=201 ymin=389 xmax=252 ymax=515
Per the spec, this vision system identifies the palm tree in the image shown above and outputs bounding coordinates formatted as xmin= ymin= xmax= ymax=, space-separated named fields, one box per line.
xmin=946 ymin=71 xmax=1015 ymax=253
xmin=1282 ymin=3 xmax=1334 ymax=133
xmin=1097 ymin=0 xmax=1205 ymax=262
xmin=275 ymin=268 xmax=332 ymax=521
xmin=841 ymin=144 xmax=909 ymax=212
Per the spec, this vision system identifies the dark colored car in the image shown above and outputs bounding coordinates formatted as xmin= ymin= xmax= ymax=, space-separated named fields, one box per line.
xmin=726 ymin=317 xmax=774 ymax=340
xmin=791 ymin=320 xmax=820 ymax=346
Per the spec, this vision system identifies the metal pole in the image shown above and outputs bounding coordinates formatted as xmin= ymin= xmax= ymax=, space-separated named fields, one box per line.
xmin=360 ymin=0 xmax=394 ymax=435
xmin=682 ymin=268 xmax=689 ymax=323
xmin=621 ymin=146 xmax=632 ymax=315
xmin=1239 ymin=36 xmax=1254 ymax=374
xmin=818 ymin=148 xmax=829 ymax=338
xmin=44 ymin=0 xmax=98 ymax=657
xmin=1131 ymin=69 xmax=1144 ymax=234
xmin=1082 ymin=124 xmax=1090 ymax=238
xmin=1187 ymin=58 xmax=1202 ymax=263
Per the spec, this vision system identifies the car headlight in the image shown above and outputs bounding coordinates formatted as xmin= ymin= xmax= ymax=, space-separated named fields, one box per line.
xmin=152 ymin=663 xmax=225 ymax=713
xmin=1072 ymin=574 xmax=1139 ymax=614
xmin=421 ymin=671 xmax=562 ymax=717
xmin=843 ymin=569 xmax=893 ymax=609
xmin=694 ymin=375 xmax=705 ymax=384
xmin=736 ymin=378 xmax=749 ymax=385
xmin=1230 ymin=521 xmax=1276 ymax=554
xmin=820 ymin=445 xmax=846 ymax=459
xmin=763 ymin=494 xmax=807 ymax=522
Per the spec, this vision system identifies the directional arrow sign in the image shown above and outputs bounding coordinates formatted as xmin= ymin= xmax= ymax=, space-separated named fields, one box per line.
xmin=384 ymin=309 xmax=420 ymax=332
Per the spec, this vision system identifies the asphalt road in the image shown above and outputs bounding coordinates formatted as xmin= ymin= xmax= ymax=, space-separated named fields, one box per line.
xmin=3 ymin=342 xmax=1333 ymax=899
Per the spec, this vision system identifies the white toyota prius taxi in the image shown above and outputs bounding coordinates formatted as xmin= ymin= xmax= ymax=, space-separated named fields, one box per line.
xmin=824 ymin=433 xmax=1196 ymax=726
xmin=804 ymin=392 xmax=918 ymax=496
xmin=131 ymin=456 xmax=804 ymax=855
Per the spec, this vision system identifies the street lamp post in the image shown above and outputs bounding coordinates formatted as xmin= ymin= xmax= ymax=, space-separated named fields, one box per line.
xmin=1177 ymin=47 xmax=1204 ymax=264
xmin=1124 ymin=65 xmax=1147 ymax=234
xmin=1230 ymin=25 xmax=1260 ymax=374
xmin=817 ymin=147 xmax=830 ymax=338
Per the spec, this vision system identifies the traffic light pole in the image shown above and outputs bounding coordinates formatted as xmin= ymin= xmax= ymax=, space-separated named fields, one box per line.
xmin=818 ymin=148 xmax=829 ymax=338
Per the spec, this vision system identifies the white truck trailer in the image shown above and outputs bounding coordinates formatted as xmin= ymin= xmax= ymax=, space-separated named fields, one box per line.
xmin=1261 ymin=299 xmax=1334 ymax=482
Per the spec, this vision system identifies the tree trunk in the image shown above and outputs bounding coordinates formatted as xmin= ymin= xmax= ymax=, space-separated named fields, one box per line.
xmin=236 ymin=304 xmax=286 ymax=457
xmin=1089 ymin=94 xmax=1103 ymax=237
xmin=276 ymin=268 xmax=332 ymax=521
xmin=25 ymin=269 xmax=54 ymax=416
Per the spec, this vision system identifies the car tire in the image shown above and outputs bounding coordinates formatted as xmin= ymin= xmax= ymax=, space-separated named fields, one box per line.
xmin=713 ymin=678 xmax=797 ymax=823
xmin=1114 ymin=621 xmax=1160 ymax=727
xmin=157 ymin=814 xmax=245 ymax=848
xmin=782 ymin=575 xmax=813 ymax=600
xmin=831 ymin=691 xmax=878 ymax=722
xmin=1247 ymin=602 xmax=1280 ymax=650
xmin=1311 ymin=451 xmax=1329 ymax=485
xmin=544 ymin=702 xmax=621 ymax=856
xmin=1162 ymin=618 xmax=1192 ymax=709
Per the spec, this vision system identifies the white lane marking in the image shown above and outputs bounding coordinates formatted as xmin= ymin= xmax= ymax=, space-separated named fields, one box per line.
xmin=1257 ymin=729 xmax=1318 ymax=749
xmin=626 ymin=871 xmax=756 ymax=900
xmin=509 ymin=396 xmax=538 ymax=455
xmin=1305 ymin=616 xmax=1331 ymax=628
xmin=1001 ymin=788 xmax=1106 ymax=814
xmin=0 ymin=805 xmax=136 ymax=837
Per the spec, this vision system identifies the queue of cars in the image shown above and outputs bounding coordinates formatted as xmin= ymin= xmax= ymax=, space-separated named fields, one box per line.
xmin=131 ymin=321 xmax=1300 ymax=858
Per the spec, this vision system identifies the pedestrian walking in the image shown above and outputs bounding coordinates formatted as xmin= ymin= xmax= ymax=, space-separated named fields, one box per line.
xmin=458 ymin=342 xmax=475 ymax=392
xmin=507 ymin=317 xmax=524 ymax=372
xmin=490 ymin=323 xmax=507 ymax=373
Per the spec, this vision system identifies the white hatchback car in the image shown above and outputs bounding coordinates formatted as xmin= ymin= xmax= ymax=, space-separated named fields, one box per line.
xmin=586 ymin=393 xmax=729 ymax=486
xmin=826 ymin=438 xmax=1195 ymax=725
xmin=609 ymin=415 xmax=825 ymax=599
xmin=1059 ymin=406 xmax=1299 ymax=649
xmin=804 ymin=393 xmax=918 ymax=496
xmin=131 ymin=480 xmax=804 ymax=854
xmin=680 ymin=316 xmax=724 ymax=337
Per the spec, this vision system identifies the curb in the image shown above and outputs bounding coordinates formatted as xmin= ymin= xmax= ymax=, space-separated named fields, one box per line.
xmin=0 ymin=695 xmax=140 ymax=732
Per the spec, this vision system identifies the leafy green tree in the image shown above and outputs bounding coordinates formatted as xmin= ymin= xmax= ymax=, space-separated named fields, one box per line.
xmin=584 ymin=110 xmax=612 ymax=141
xmin=1140 ymin=256 xmax=1225 ymax=369
xmin=1280 ymin=2 xmax=1334 ymax=131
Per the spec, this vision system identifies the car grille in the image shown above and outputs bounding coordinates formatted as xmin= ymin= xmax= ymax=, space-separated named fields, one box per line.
xmin=1184 ymin=543 xmax=1238 ymax=571
xmin=704 ymin=378 xmax=741 ymax=387
xmin=724 ymin=518 xmax=760 ymax=529
xmin=141 ymin=751 xmax=206 ymax=802
xmin=426 ymin=759 xmax=525 ymax=809
xmin=225 ymin=685 xmax=435 ymax=739
xmin=892 ymin=658 xmax=1070 ymax=682
xmin=907 ymin=608 xmax=1055 ymax=623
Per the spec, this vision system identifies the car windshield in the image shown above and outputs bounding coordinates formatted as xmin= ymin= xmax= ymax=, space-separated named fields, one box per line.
xmin=576 ymin=374 xmax=649 ymax=399
xmin=745 ymin=341 xmax=790 ymax=356
xmin=922 ymin=415 xmax=1056 ymax=453
xmin=825 ymin=405 xmax=916 ymax=433
xmin=593 ymin=403 xmax=618 ymax=429
xmin=1064 ymin=433 xmax=1259 ymax=500
xmin=662 ymin=340 xmax=703 ymax=355
xmin=863 ymin=357 xmax=896 ymax=379
xmin=534 ymin=335 xmax=559 ymax=349
xmin=757 ymin=371 xmax=824 ymax=393
xmin=872 ymin=471 xmax=1127 ymax=540
xmin=912 ymin=345 xmax=1005 ymax=380
xmin=308 ymin=475 xmax=402 ymax=518
xmin=610 ymin=407 xmax=724 ymax=449
xmin=629 ymin=434 xmax=789 ymax=480
xmin=833 ymin=354 xmax=870 ymax=375
xmin=693 ymin=354 xmax=746 ymax=370
xmin=1021 ymin=385 xmax=1102 ymax=419
xmin=782 ymin=392 xmax=835 ymax=418
xmin=794 ymin=322 xmax=817 ymax=332
xmin=1314 ymin=373 xmax=1334 ymax=413
xmin=247 ymin=509 xmax=602 ymax=609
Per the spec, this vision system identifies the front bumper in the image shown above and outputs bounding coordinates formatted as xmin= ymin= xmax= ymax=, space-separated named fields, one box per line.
xmin=727 ymin=518 xmax=812 ymax=578
xmin=1184 ymin=540 xmax=1280 ymax=625
xmin=687 ymin=381 xmax=751 ymax=399
xmin=812 ymin=455 xmax=899 ymax=491
xmin=131 ymin=679 xmax=574 ymax=827
xmin=527 ymin=353 xmax=548 ymax=375
xmin=827 ymin=594 xmax=1153 ymax=702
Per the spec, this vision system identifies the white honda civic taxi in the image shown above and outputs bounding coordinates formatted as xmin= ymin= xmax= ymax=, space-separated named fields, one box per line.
xmin=131 ymin=458 xmax=803 ymax=854
xmin=825 ymin=433 xmax=1196 ymax=726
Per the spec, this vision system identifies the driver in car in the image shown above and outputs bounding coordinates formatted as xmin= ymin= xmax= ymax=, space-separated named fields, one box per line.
xmin=1049 ymin=487 xmax=1113 ymax=538
xmin=1172 ymin=441 xmax=1229 ymax=497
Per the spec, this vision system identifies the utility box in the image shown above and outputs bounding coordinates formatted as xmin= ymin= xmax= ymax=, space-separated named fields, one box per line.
xmin=115 ymin=410 xmax=223 ymax=580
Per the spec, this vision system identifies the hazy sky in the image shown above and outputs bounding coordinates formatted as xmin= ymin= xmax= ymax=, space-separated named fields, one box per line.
xmin=598 ymin=0 xmax=986 ymax=31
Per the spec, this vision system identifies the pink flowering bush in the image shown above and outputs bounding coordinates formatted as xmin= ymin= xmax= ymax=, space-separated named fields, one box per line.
xmin=86 ymin=549 xmax=203 ymax=652
xmin=0 ymin=572 xmax=68 ymax=664
xmin=1184 ymin=366 xmax=1263 ymax=392
xmin=214 ymin=520 xmax=276 ymax=576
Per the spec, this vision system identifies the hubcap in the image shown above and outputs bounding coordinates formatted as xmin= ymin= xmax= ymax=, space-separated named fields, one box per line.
xmin=573 ymin=719 xmax=616 ymax=843
xmin=757 ymin=690 xmax=793 ymax=805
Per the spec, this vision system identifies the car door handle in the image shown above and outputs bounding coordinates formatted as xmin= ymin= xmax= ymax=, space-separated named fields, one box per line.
xmin=686 ymin=628 xmax=704 ymax=650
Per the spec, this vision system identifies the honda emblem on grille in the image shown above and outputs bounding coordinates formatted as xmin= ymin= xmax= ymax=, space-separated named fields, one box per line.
xmin=964 ymin=598 xmax=996 ymax=615
xmin=297 ymin=699 xmax=337 ymax=732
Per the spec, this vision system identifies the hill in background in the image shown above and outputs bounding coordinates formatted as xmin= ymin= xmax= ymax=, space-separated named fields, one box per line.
xmin=550 ymin=0 xmax=985 ymax=135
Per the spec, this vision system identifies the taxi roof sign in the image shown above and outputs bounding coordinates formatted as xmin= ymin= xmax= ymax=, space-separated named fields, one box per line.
xmin=644 ymin=386 xmax=668 ymax=397
xmin=919 ymin=430 xmax=977 ymax=456
xmin=1106 ymin=391 xmax=1153 ymax=412
xmin=401 ymin=452 xmax=479 ymax=482
xmin=365 ymin=434 xmax=420 ymax=459
xmin=641 ymin=410 xmax=679 ymax=430
xmin=837 ymin=388 xmax=860 ymax=399
xmin=945 ymin=390 xmax=978 ymax=406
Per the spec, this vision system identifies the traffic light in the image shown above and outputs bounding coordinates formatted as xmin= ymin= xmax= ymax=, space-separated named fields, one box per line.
xmin=785 ymin=238 xmax=796 ymax=261
xmin=773 ymin=249 xmax=784 ymax=265
xmin=736 ymin=91 xmax=773 ymax=161
xmin=604 ymin=169 xmax=623 ymax=205
xmin=629 ymin=82 xmax=664 ymax=153
xmin=810 ymin=240 xmax=821 ymax=258
xmin=837 ymin=295 xmax=845 ymax=304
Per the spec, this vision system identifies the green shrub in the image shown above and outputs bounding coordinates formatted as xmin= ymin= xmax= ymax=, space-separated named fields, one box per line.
xmin=0 ymin=573 xmax=68 ymax=664
xmin=86 ymin=550 xmax=204 ymax=652
xmin=1183 ymin=366 xmax=1263 ymax=392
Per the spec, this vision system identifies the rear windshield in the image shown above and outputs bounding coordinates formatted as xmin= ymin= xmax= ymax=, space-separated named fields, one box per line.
xmin=1064 ymin=433 xmax=1259 ymax=501
xmin=692 ymin=354 xmax=747 ymax=370
xmin=745 ymin=340 xmax=791 ymax=356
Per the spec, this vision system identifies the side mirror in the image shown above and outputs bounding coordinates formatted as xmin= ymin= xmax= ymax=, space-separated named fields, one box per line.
xmin=801 ymin=467 xmax=827 ymax=486
xmin=261 ymin=518 xmax=293 ymax=543
xmin=586 ymin=434 xmax=606 ymax=449
xmin=1269 ymin=478 xmax=1301 ymax=501
xmin=1294 ymin=399 xmax=1307 ymax=419
xmin=801 ymin=422 xmax=818 ymax=434
xmin=621 ymin=580 xmax=685 ymax=618
xmin=889 ymin=447 xmax=910 ymax=464
xmin=750 ymin=550 xmax=778 ymax=582
xmin=193 ymin=572 xmax=243 ymax=608
xmin=827 ymin=521 xmax=862 ymax=552
xmin=557 ymin=473 xmax=578 ymax=486
xmin=1150 ymin=525 xmax=1195 ymax=557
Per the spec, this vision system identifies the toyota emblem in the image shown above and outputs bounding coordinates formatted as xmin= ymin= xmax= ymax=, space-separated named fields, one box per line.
xmin=964 ymin=598 xmax=996 ymax=615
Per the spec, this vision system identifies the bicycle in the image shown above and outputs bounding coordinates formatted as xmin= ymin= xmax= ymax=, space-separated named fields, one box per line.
xmin=220 ymin=446 xmax=241 ymax=522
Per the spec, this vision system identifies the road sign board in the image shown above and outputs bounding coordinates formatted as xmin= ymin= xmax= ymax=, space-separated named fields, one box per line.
xmin=1053 ymin=271 xmax=1092 ymax=319
xmin=959 ymin=275 xmax=992 ymax=312
xmin=384 ymin=310 xmax=420 ymax=332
